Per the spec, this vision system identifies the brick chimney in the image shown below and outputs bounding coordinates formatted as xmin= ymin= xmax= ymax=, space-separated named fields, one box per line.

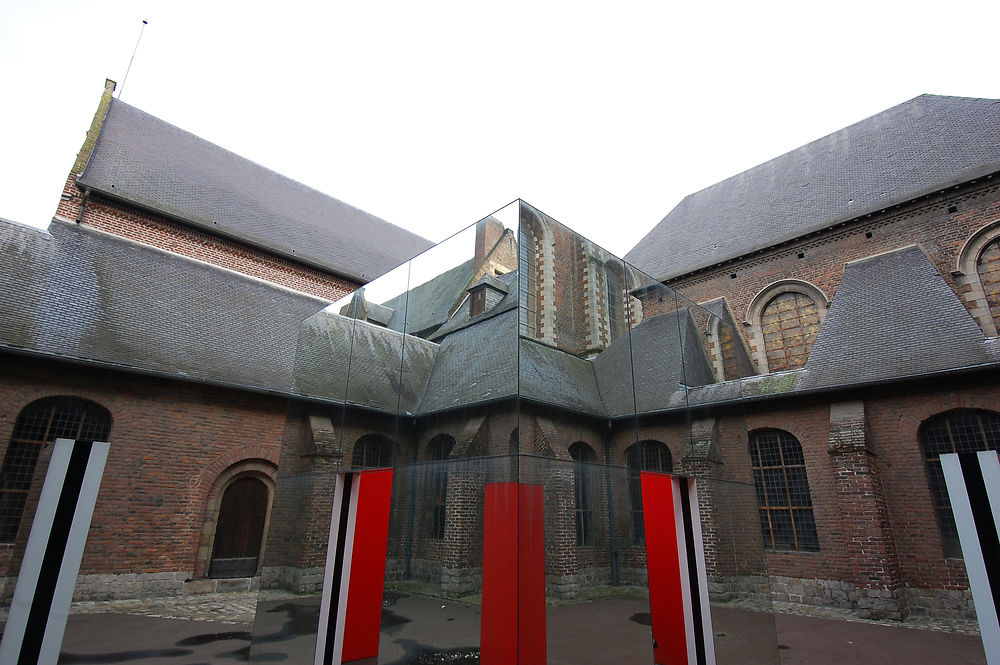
xmin=474 ymin=217 xmax=505 ymax=272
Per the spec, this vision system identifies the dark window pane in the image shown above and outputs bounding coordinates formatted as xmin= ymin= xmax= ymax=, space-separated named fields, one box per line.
xmin=1 ymin=398 xmax=111 ymax=543
xmin=763 ymin=469 xmax=788 ymax=506
xmin=749 ymin=429 xmax=818 ymax=551
xmin=770 ymin=510 xmax=795 ymax=549
xmin=794 ymin=511 xmax=820 ymax=551
xmin=919 ymin=409 xmax=1000 ymax=558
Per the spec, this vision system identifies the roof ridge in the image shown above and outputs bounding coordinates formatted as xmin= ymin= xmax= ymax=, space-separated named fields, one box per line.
xmin=103 ymin=98 xmax=428 ymax=244
xmin=678 ymin=94 xmax=998 ymax=203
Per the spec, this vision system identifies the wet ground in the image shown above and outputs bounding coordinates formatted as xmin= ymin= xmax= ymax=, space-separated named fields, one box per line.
xmin=0 ymin=591 xmax=988 ymax=664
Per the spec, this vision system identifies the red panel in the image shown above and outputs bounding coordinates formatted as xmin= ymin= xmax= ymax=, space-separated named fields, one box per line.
xmin=342 ymin=469 xmax=394 ymax=663
xmin=517 ymin=483 xmax=546 ymax=665
xmin=642 ymin=472 xmax=688 ymax=665
xmin=481 ymin=482 xmax=518 ymax=665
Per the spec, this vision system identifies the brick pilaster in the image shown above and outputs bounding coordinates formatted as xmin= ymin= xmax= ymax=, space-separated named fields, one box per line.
xmin=827 ymin=401 xmax=904 ymax=619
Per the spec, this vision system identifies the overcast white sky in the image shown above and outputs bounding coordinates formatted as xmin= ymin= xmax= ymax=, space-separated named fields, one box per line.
xmin=2 ymin=0 xmax=999 ymax=258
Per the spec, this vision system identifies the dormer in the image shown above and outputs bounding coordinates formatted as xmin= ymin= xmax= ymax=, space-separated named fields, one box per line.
xmin=468 ymin=274 xmax=509 ymax=317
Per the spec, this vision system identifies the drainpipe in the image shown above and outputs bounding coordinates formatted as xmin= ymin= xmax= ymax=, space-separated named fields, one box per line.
xmin=75 ymin=187 xmax=91 ymax=223
xmin=403 ymin=417 xmax=420 ymax=580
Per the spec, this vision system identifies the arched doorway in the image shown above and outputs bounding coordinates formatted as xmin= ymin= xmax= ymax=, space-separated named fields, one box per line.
xmin=209 ymin=476 xmax=268 ymax=578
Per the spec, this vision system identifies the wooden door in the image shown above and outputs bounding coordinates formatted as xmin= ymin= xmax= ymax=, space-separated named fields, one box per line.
xmin=209 ymin=477 xmax=268 ymax=578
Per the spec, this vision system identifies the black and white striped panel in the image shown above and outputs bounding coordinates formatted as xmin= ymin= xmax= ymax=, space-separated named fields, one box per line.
xmin=940 ymin=450 xmax=1000 ymax=665
xmin=0 ymin=438 xmax=110 ymax=665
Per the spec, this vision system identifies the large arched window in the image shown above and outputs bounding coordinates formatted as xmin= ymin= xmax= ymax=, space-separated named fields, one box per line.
xmin=605 ymin=264 xmax=627 ymax=343
xmin=351 ymin=434 xmax=394 ymax=469
xmin=625 ymin=441 xmax=672 ymax=544
xmin=518 ymin=227 xmax=539 ymax=338
xmin=569 ymin=442 xmax=597 ymax=546
xmin=749 ymin=429 xmax=819 ymax=551
xmin=919 ymin=409 xmax=1000 ymax=557
xmin=976 ymin=238 xmax=1000 ymax=332
xmin=760 ymin=292 xmax=821 ymax=372
xmin=1 ymin=397 xmax=111 ymax=543
xmin=427 ymin=435 xmax=454 ymax=540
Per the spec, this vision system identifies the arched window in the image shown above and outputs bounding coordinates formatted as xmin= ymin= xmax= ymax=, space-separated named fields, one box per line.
xmin=919 ymin=409 xmax=1000 ymax=557
xmin=760 ymin=292 xmax=821 ymax=371
xmin=625 ymin=441 xmax=672 ymax=544
xmin=351 ymin=434 xmax=394 ymax=469
xmin=518 ymin=227 xmax=539 ymax=338
xmin=976 ymin=238 xmax=1000 ymax=332
xmin=749 ymin=429 xmax=819 ymax=551
xmin=1 ymin=397 xmax=111 ymax=543
xmin=569 ymin=442 xmax=597 ymax=546
xmin=427 ymin=435 xmax=454 ymax=539
xmin=606 ymin=265 xmax=626 ymax=342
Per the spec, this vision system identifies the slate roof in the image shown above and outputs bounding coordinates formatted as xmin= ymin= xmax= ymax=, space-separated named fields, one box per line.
xmin=798 ymin=246 xmax=994 ymax=390
xmin=382 ymin=259 xmax=476 ymax=335
xmin=594 ymin=309 xmax=715 ymax=416
xmin=0 ymin=218 xmax=326 ymax=393
xmin=626 ymin=94 xmax=1000 ymax=281
xmin=415 ymin=307 xmax=608 ymax=416
xmin=415 ymin=309 xmax=518 ymax=413
xmin=76 ymin=99 xmax=433 ymax=282
xmin=431 ymin=270 xmax=519 ymax=340
xmin=292 ymin=310 xmax=438 ymax=414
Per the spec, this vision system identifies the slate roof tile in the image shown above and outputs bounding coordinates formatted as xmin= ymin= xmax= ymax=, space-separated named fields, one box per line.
xmin=626 ymin=94 xmax=1000 ymax=281
xmin=799 ymin=245 xmax=992 ymax=389
xmin=0 ymin=218 xmax=327 ymax=393
xmin=77 ymin=99 xmax=433 ymax=282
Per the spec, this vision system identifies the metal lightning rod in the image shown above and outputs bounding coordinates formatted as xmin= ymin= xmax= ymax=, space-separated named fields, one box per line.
xmin=118 ymin=19 xmax=148 ymax=99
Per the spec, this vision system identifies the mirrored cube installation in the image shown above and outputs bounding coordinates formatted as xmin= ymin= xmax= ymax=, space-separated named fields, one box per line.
xmin=251 ymin=201 xmax=777 ymax=664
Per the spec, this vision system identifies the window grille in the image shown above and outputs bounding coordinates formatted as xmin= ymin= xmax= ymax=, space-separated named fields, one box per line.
xmin=0 ymin=398 xmax=111 ymax=543
xmin=625 ymin=441 xmax=672 ymax=544
xmin=569 ymin=442 xmax=596 ymax=546
xmin=919 ymin=409 xmax=1000 ymax=557
xmin=749 ymin=429 xmax=819 ymax=551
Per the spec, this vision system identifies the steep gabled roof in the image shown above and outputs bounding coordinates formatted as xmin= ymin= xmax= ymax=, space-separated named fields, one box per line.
xmin=626 ymin=94 xmax=1000 ymax=281
xmin=0 ymin=218 xmax=325 ymax=393
xmin=76 ymin=99 xmax=433 ymax=282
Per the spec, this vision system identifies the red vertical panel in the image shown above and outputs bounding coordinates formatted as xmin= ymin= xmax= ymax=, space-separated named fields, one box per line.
xmin=342 ymin=469 xmax=393 ymax=663
xmin=517 ymin=483 xmax=546 ymax=665
xmin=481 ymin=482 xmax=518 ymax=665
xmin=642 ymin=472 xmax=688 ymax=665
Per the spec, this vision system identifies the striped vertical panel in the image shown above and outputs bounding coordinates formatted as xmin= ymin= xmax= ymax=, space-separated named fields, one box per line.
xmin=641 ymin=472 xmax=716 ymax=665
xmin=940 ymin=451 xmax=1000 ymax=665
xmin=0 ymin=438 xmax=110 ymax=665
xmin=314 ymin=468 xmax=394 ymax=665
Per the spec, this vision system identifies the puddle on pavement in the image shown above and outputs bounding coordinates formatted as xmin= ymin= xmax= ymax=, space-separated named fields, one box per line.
xmin=629 ymin=612 xmax=653 ymax=625
xmin=176 ymin=631 xmax=251 ymax=646
xmin=383 ymin=639 xmax=480 ymax=665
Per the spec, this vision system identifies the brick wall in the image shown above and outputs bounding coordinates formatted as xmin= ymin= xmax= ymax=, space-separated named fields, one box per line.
xmin=56 ymin=183 xmax=357 ymax=302
xmin=671 ymin=178 xmax=1000 ymax=362
xmin=0 ymin=354 xmax=285 ymax=599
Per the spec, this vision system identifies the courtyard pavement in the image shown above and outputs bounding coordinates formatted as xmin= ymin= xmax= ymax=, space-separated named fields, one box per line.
xmin=0 ymin=590 xmax=988 ymax=664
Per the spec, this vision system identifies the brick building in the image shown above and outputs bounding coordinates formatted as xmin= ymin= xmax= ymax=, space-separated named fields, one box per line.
xmin=626 ymin=93 xmax=1000 ymax=620
xmin=0 ymin=79 xmax=432 ymax=599
xmin=1 ymin=80 xmax=999 ymax=626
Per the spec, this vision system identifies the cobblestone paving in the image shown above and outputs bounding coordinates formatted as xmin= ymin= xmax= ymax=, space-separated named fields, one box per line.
xmin=0 ymin=590 xmax=300 ymax=625
xmin=771 ymin=600 xmax=982 ymax=635
xmin=0 ymin=591 xmax=982 ymax=635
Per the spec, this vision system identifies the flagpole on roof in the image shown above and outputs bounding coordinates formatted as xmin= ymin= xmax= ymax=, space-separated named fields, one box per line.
xmin=118 ymin=19 xmax=148 ymax=100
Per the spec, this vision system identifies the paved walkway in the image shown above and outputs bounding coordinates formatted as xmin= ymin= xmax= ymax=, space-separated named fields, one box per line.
xmin=1 ymin=591 xmax=989 ymax=664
